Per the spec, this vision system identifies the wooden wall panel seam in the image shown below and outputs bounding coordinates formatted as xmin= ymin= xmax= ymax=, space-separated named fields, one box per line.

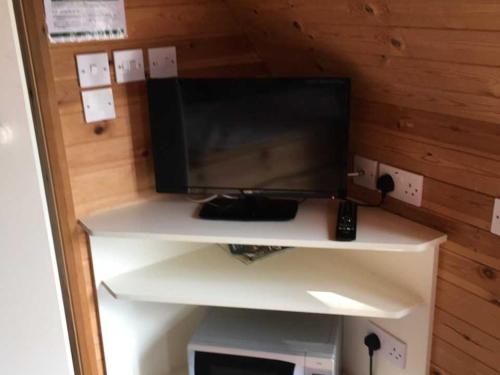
xmin=432 ymin=335 xmax=500 ymax=375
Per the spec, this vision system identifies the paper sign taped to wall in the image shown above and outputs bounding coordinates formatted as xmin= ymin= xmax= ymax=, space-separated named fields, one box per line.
xmin=44 ymin=0 xmax=127 ymax=43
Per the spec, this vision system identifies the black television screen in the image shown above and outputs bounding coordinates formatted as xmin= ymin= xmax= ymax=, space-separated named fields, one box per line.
xmin=147 ymin=78 xmax=350 ymax=198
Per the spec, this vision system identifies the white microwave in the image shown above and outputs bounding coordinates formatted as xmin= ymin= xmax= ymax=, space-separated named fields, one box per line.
xmin=188 ymin=308 xmax=342 ymax=375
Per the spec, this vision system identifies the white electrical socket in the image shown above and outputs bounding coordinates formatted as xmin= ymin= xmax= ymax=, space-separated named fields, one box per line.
xmin=148 ymin=46 xmax=178 ymax=78
xmin=491 ymin=199 xmax=500 ymax=235
xmin=353 ymin=155 xmax=378 ymax=190
xmin=379 ymin=163 xmax=424 ymax=206
xmin=113 ymin=49 xmax=146 ymax=83
xmin=369 ymin=322 xmax=407 ymax=369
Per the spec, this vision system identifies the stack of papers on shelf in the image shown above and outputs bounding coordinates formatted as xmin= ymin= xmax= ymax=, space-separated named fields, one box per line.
xmin=220 ymin=244 xmax=291 ymax=264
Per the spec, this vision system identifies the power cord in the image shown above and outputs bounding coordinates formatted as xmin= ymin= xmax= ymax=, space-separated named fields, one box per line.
xmin=186 ymin=194 xmax=219 ymax=204
xmin=356 ymin=174 xmax=395 ymax=207
xmin=364 ymin=333 xmax=381 ymax=375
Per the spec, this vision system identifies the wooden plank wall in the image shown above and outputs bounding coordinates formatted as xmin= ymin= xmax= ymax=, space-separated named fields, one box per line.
xmin=221 ymin=1 xmax=500 ymax=374
xmin=23 ymin=1 xmax=267 ymax=374
xmin=54 ymin=2 xmax=268 ymax=217
xmin=24 ymin=0 xmax=500 ymax=374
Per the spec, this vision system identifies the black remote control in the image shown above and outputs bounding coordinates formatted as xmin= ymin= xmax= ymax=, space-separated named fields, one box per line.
xmin=336 ymin=200 xmax=357 ymax=241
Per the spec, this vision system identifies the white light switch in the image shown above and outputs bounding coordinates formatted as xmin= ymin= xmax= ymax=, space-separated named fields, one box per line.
xmin=76 ymin=52 xmax=111 ymax=88
xmin=148 ymin=46 xmax=178 ymax=78
xmin=81 ymin=88 xmax=116 ymax=123
xmin=492 ymin=199 xmax=500 ymax=236
xmin=113 ymin=49 xmax=145 ymax=83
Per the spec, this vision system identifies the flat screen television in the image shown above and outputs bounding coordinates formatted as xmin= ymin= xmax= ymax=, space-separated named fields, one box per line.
xmin=147 ymin=77 xmax=350 ymax=221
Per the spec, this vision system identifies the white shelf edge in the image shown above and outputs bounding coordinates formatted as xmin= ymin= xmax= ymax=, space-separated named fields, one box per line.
xmin=101 ymin=246 xmax=423 ymax=319
xmin=81 ymin=225 xmax=445 ymax=253
xmin=79 ymin=198 xmax=447 ymax=253
xmin=101 ymin=284 xmax=419 ymax=320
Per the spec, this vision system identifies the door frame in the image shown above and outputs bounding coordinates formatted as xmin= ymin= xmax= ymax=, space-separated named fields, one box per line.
xmin=1 ymin=1 xmax=77 ymax=374
xmin=11 ymin=2 xmax=95 ymax=374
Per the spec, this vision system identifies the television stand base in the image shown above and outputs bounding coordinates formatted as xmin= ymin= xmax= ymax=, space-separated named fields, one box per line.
xmin=199 ymin=196 xmax=299 ymax=221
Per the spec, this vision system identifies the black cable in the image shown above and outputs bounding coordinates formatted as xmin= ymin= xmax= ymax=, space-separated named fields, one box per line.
xmin=356 ymin=195 xmax=385 ymax=208
xmin=350 ymin=174 xmax=395 ymax=208
xmin=345 ymin=191 xmax=386 ymax=208
xmin=364 ymin=333 xmax=381 ymax=375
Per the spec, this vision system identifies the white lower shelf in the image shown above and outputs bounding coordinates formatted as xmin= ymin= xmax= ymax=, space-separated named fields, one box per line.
xmin=102 ymin=246 xmax=421 ymax=319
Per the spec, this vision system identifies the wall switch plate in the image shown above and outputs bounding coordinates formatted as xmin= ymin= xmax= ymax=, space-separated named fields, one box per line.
xmin=148 ymin=46 xmax=177 ymax=78
xmin=113 ymin=49 xmax=145 ymax=83
xmin=369 ymin=322 xmax=407 ymax=369
xmin=379 ymin=163 xmax=424 ymax=206
xmin=81 ymin=88 xmax=116 ymax=123
xmin=353 ymin=155 xmax=378 ymax=190
xmin=492 ymin=199 xmax=500 ymax=235
xmin=76 ymin=52 xmax=111 ymax=88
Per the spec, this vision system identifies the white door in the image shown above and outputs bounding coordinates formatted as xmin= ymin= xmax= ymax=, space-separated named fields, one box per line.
xmin=0 ymin=1 xmax=74 ymax=374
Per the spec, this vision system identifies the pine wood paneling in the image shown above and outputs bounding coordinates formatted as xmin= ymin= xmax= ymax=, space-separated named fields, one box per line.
xmin=439 ymin=249 xmax=500 ymax=302
xmin=443 ymin=241 xmax=500 ymax=275
xmin=351 ymin=99 xmax=500 ymax=160
xmin=432 ymin=337 xmax=499 ymax=375
xmin=24 ymin=0 xmax=500 ymax=373
xmin=286 ymin=0 xmax=500 ymax=30
xmin=308 ymin=27 xmax=500 ymax=67
xmin=434 ymin=309 xmax=500 ymax=371
xmin=436 ymin=279 xmax=500 ymax=338
xmin=351 ymin=126 xmax=500 ymax=196
xmin=23 ymin=0 xmax=268 ymax=373
xmin=225 ymin=2 xmax=500 ymax=373
xmin=60 ymin=101 xmax=149 ymax=147
xmin=49 ymin=2 xmax=267 ymax=219
xmin=423 ymin=180 xmax=494 ymax=231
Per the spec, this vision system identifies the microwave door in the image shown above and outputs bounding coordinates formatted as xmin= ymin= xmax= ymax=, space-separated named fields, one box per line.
xmin=194 ymin=352 xmax=296 ymax=375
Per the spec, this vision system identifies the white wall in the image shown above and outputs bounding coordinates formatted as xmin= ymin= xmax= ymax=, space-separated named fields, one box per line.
xmin=0 ymin=1 xmax=74 ymax=374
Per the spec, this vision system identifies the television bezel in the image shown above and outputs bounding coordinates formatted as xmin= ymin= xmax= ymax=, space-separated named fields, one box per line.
xmin=147 ymin=77 xmax=351 ymax=199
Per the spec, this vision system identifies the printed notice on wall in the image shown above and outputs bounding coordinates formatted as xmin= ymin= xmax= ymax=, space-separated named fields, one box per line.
xmin=44 ymin=0 xmax=127 ymax=43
